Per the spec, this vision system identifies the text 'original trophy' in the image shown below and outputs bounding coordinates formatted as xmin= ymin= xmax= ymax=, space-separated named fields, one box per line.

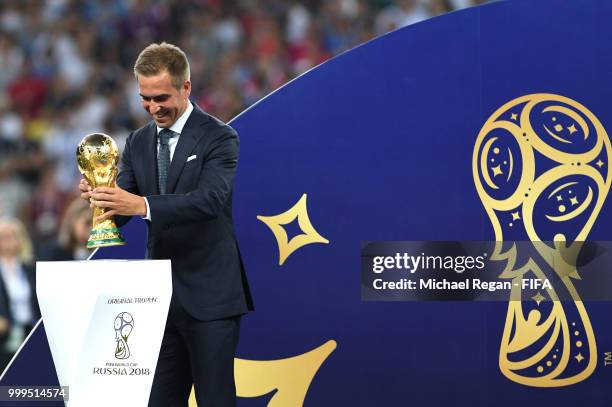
xmin=77 ymin=133 xmax=126 ymax=248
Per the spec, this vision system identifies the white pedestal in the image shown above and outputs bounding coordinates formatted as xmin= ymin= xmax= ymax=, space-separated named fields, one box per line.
xmin=36 ymin=260 xmax=172 ymax=407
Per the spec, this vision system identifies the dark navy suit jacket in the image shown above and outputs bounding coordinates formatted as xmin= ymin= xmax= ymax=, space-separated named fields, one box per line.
xmin=116 ymin=103 xmax=253 ymax=321
xmin=0 ymin=263 xmax=40 ymax=345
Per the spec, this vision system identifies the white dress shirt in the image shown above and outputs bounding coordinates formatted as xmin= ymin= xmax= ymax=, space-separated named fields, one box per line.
xmin=143 ymin=102 xmax=194 ymax=220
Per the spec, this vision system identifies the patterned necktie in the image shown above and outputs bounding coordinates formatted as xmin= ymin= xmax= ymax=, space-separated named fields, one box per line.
xmin=157 ymin=129 xmax=173 ymax=194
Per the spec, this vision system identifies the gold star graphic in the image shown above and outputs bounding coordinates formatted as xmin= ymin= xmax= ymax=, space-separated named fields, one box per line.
xmin=510 ymin=113 xmax=518 ymax=121
xmin=511 ymin=211 xmax=521 ymax=221
xmin=491 ymin=165 xmax=503 ymax=177
xmin=596 ymin=159 xmax=605 ymax=168
xmin=569 ymin=196 xmax=579 ymax=206
xmin=556 ymin=195 xmax=563 ymax=201
xmin=532 ymin=291 xmax=546 ymax=306
xmin=575 ymin=353 xmax=584 ymax=363
xmin=567 ymin=124 xmax=577 ymax=134
xmin=257 ymin=194 xmax=329 ymax=266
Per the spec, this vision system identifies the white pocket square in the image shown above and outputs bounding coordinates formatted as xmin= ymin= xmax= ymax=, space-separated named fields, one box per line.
xmin=187 ymin=154 xmax=197 ymax=162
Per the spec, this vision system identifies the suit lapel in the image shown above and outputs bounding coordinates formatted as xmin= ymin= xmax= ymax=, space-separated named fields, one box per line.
xmin=165 ymin=105 xmax=208 ymax=194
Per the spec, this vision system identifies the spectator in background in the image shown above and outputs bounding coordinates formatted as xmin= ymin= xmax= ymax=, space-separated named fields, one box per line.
xmin=375 ymin=0 xmax=431 ymax=35
xmin=27 ymin=162 xmax=72 ymax=248
xmin=0 ymin=33 xmax=24 ymax=91
xmin=0 ymin=0 xmax=489 ymax=250
xmin=430 ymin=0 xmax=455 ymax=14
xmin=38 ymin=198 xmax=92 ymax=261
xmin=0 ymin=217 xmax=40 ymax=371
xmin=0 ymin=106 xmax=46 ymax=220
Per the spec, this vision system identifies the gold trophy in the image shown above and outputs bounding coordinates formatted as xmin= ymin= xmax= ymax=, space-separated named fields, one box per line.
xmin=77 ymin=133 xmax=126 ymax=248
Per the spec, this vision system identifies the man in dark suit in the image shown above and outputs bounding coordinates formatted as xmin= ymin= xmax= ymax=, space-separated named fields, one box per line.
xmin=79 ymin=42 xmax=253 ymax=406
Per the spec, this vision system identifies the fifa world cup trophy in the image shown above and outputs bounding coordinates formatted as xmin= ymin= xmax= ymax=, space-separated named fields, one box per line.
xmin=76 ymin=133 xmax=126 ymax=248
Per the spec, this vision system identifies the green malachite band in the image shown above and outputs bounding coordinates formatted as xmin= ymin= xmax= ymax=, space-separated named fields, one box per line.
xmin=91 ymin=227 xmax=121 ymax=234
xmin=87 ymin=237 xmax=126 ymax=248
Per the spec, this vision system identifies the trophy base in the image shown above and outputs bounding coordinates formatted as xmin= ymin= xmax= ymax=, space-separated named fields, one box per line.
xmin=87 ymin=227 xmax=126 ymax=249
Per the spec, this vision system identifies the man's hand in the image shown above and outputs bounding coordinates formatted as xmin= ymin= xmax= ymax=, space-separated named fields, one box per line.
xmin=79 ymin=178 xmax=92 ymax=201
xmin=90 ymin=185 xmax=147 ymax=222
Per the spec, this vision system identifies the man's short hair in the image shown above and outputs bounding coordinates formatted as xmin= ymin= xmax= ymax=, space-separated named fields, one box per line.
xmin=133 ymin=42 xmax=190 ymax=89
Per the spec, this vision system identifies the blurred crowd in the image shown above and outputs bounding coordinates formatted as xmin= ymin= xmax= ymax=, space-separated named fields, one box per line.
xmin=0 ymin=0 xmax=488 ymax=371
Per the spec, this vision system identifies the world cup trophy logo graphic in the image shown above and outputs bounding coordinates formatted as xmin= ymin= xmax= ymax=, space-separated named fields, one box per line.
xmin=76 ymin=133 xmax=126 ymax=248
xmin=114 ymin=312 xmax=134 ymax=360
xmin=473 ymin=94 xmax=611 ymax=387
